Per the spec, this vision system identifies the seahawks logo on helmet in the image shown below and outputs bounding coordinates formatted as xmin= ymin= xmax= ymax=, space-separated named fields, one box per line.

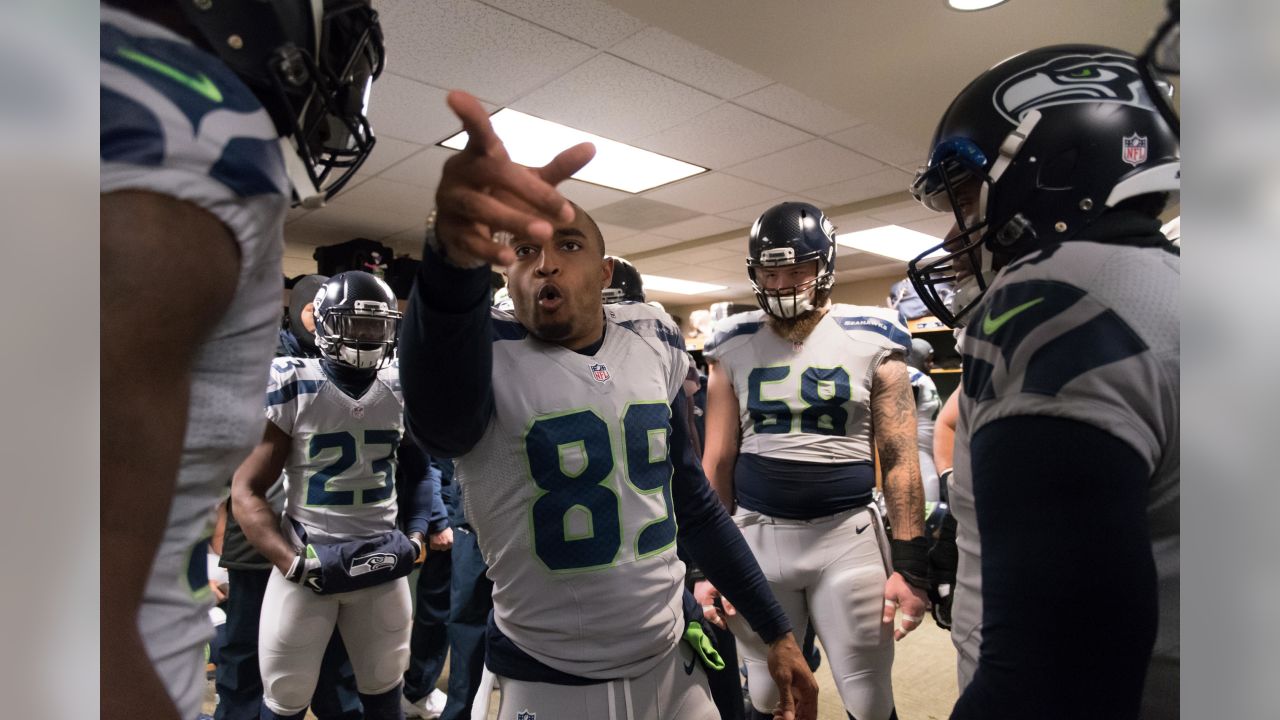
xmin=992 ymin=52 xmax=1156 ymax=124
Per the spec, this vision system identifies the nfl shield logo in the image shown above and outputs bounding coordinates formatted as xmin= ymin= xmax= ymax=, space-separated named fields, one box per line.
xmin=590 ymin=362 xmax=611 ymax=383
xmin=1122 ymin=133 xmax=1148 ymax=166
xmin=517 ymin=711 xmax=536 ymax=720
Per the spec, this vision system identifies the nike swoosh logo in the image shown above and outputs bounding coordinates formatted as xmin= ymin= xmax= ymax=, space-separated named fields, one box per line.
xmin=117 ymin=47 xmax=224 ymax=103
xmin=856 ymin=523 xmax=870 ymax=534
xmin=981 ymin=297 xmax=1045 ymax=335
xmin=683 ymin=657 xmax=696 ymax=675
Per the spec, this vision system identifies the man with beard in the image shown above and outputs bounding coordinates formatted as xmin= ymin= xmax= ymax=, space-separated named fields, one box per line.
xmin=698 ymin=202 xmax=929 ymax=720
xmin=397 ymin=91 xmax=818 ymax=720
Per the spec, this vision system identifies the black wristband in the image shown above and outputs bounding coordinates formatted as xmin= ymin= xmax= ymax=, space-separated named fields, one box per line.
xmin=890 ymin=537 xmax=931 ymax=590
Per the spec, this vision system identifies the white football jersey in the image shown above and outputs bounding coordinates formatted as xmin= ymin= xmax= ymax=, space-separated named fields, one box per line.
xmin=266 ymin=358 xmax=405 ymax=544
xmin=949 ymin=241 xmax=1179 ymax=716
xmin=457 ymin=302 xmax=689 ymax=680
xmin=702 ymin=305 xmax=911 ymax=465
xmin=101 ymin=6 xmax=287 ymax=716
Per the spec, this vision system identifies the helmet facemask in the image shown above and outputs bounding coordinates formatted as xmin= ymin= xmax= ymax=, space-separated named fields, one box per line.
xmin=316 ymin=299 xmax=401 ymax=370
xmin=749 ymin=255 xmax=834 ymax=320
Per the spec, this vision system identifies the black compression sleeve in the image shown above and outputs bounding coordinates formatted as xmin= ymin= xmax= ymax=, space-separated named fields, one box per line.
xmin=399 ymin=245 xmax=495 ymax=458
xmin=950 ymin=416 xmax=1158 ymax=720
xmin=669 ymin=391 xmax=791 ymax=644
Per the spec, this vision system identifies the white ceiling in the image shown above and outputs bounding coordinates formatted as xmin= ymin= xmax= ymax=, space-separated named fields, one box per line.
xmin=284 ymin=0 xmax=1166 ymax=306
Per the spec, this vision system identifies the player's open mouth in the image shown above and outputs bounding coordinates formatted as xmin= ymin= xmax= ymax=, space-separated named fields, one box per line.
xmin=537 ymin=284 xmax=564 ymax=311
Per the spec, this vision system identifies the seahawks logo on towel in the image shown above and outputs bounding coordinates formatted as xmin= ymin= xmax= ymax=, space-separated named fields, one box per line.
xmin=349 ymin=552 xmax=397 ymax=577
xmin=993 ymin=52 xmax=1156 ymax=124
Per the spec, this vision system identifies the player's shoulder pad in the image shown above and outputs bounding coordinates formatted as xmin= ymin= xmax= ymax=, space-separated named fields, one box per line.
xmin=829 ymin=304 xmax=911 ymax=353
xmin=606 ymin=302 xmax=685 ymax=352
xmin=702 ymin=309 xmax=766 ymax=361
xmin=266 ymin=357 xmax=325 ymax=407
xmin=100 ymin=7 xmax=286 ymax=198
xmin=489 ymin=305 xmax=529 ymax=342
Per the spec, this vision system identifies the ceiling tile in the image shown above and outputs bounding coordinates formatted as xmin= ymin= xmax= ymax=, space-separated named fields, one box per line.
xmin=636 ymin=103 xmax=813 ymax=169
xmin=866 ymin=199 xmax=942 ymax=225
xmin=511 ymin=54 xmax=721 ymax=141
xmin=804 ymin=167 xmax=913 ymax=206
xmin=827 ymin=122 xmax=927 ymax=167
xmin=368 ymin=74 xmax=467 ymax=146
xmin=559 ymin=179 xmax=631 ymax=211
xmin=336 ymin=136 xmax=428 ymax=193
xmin=659 ymin=246 xmax=742 ymax=265
xmin=297 ymin=204 xmax=425 ymax=240
xmin=377 ymin=146 xmax=455 ymax=189
xmin=828 ymin=214 xmax=885 ymax=236
xmin=722 ymin=139 xmax=883 ymax=192
xmin=377 ymin=0 xmax=596 ymax=105
xmin=478 ymin=0 xmax=647 ymax=48
xmin=607 ymin=232 xmax=682 ymax=255
xmin=285 ymin=219 xmax=380 ymax=248
xmin=650 ymin=214 xmax=744 ymax=240
xmin=734 ymin=84 xmax=862 ymax=135
xmin=902 ymin=213 xmax=956 ymax=239
xmin=596 ymin=221 xmax=641 ymax=243
xmin=328 ymin=177 xmax=433 ymax=218
xmin=643 ymin=173 xmax=783 ymax=215
xmin=609 ymin=27 xmax=772 ymax=99
xmin=715 ymin=194 xmax=818 ymax=224
xmin=591 ymin=196 xmax=704 ymax=230
xmin=286 ymin=207 xmax=311 ymax=224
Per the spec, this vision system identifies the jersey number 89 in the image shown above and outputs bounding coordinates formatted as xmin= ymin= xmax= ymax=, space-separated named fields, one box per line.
xmin=524 ymin=404 xmax=675 ymax=573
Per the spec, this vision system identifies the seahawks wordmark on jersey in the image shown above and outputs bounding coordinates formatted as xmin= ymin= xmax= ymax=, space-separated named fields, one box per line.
xmin=703 ymin=305 xmax=910 ymax=465
xmin=101 ymin=6 xmax=288 ymax=716
xmin=949 ymin=241 xmax=1179 ymax=714
xmin=266 ymin=358 xmax=405 ymax=544
xmin=457 ymin=302 xmax=689 ymax=680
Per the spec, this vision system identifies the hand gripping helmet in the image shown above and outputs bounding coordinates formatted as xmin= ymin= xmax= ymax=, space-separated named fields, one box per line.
xmin=602 ymin=256 xmax=645 ymax=304
xmin=747 ymin=202 xmax=837 ymax=319
xmin=179 ymin=0 xmax=385 ymax=206
xmin=312 ymin=271 xmax=401 ymax=369
xmin=906 ymin=44 xmax=1179 ymax=328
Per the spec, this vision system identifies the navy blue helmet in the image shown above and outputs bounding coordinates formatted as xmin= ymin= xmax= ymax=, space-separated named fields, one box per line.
xmin=906 ymin=45 xmax=1179 ymax=328
xmin=746 ymin=202 xmax=837 ymax=319
xmin=602 ymin=256 xmax=645 ymax=304
xmin=312 ymin=271 xmax=401 ymax=369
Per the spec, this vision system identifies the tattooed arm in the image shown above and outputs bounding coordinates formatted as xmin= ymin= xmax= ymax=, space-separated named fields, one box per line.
xmin=871 ymin=355 xmax=924 ymax=540
xmin=870 ymin=354 xmax=930 ymax=640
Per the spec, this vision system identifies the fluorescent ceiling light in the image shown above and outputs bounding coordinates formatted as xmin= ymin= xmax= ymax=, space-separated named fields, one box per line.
xmin=835 ymin=225 xmax=946 ymax=262
xmin=439 ymin=108 xmax=707 ymax=194
xmin=948 ymin=0 xmax=1008 ymax=10
xmin=641 ymin=274 xmax=726 ymax=295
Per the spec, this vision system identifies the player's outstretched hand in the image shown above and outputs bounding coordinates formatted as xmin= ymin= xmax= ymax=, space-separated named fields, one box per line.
xmin=883 ymin=571 xmax=930 ymax=641
xmin=435 ymin=90 xmax=596 ymax=267
xmin=766 ymin=632 xmax=819 ymax=720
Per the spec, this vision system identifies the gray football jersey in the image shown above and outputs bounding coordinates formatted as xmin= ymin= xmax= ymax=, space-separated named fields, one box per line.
xmin=266 ymin=358 xmax=405 ymax=544
xmin=950 ymin=241 xmax=1179 ymax=716
xmin=458 ymin=302 xmax=690 ymax=679
xmin=101 ymin=6 xmax=288 ymax=714
xmin=911 ymin=369 xmax=941 ymax=505
xmin=702 ymin=305 xmax=911 ymax=464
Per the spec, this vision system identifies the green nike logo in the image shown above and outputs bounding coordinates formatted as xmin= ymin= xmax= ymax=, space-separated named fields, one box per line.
xmin=117 ymin=47 xmax=223 ymax=103
xmin=982 ymin=297 xmax=1045 ymax=334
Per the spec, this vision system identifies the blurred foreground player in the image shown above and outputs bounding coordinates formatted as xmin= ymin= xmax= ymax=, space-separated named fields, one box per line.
xmin=101 ymin=2 xmax=383 ymax=718
xmin=907 ymin=44 xmax=1180 ymax=719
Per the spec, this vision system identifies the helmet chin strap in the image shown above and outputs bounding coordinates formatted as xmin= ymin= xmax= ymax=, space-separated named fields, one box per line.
xmin=280 ymin=137 xmax=326 ymax=209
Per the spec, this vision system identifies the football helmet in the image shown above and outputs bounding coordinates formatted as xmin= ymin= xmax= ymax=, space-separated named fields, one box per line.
xmin=906 ymin=45 xmax=1180 ymax=327
xmin=907 ymin=338 xmax=934 ymax=372
xmin=312 ymin=271 xmax=401 ymax=369
xmin=179 ymin=0 xmax=385 ymax=206
xmin=746 ymin=202 xmax=837 ymax=319
xmin=602 ymin=256 xmax=645 ymax=304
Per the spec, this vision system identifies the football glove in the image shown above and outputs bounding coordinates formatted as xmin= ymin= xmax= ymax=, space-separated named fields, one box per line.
xmin=409 ymin=532 xmax=426 ymax=566
xmin=928 ymin=510 xmax=958 ymax=630
xmin=285 ymin=545 xmax=325 ymax=593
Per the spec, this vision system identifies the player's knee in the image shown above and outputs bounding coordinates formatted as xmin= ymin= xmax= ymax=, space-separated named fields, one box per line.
xmin=262 ymin=673 xmax=314 ymax=716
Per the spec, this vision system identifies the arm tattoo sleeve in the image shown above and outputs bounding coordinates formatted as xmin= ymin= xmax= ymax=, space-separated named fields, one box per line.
xmin=871 ymin=356 xmax=924 ymax=539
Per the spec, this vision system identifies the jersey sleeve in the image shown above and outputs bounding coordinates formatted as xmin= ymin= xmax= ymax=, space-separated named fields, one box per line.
xmin=264 ymin=360 xmax=302 ymax=435
xmin=100 ymin=14 xmax=288 ymax=264
xmin=701 ymin=312 xmax=765 ymax=364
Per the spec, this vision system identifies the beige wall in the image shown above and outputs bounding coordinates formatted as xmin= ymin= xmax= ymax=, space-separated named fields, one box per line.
xmin=666 ymin=272 xmax=903 ymax=336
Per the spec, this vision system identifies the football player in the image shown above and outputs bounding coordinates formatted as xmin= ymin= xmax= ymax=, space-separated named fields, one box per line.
xmin=101 ymin=2 xmax=383 ymax=718
xmin=906 ymin=45 xmax=1180 ymax=718
xmin=232 ymin=271 xmax=424 ymax=720
xmin=601 ymin=255 xmax=646 ymax=304
xmin=698 ymin=202 xmax=929 ymax=720
xmin=907 ymin=337 xmax=943 ymax=507
xmin=398 ymin=91 xmax=818 ymax=720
